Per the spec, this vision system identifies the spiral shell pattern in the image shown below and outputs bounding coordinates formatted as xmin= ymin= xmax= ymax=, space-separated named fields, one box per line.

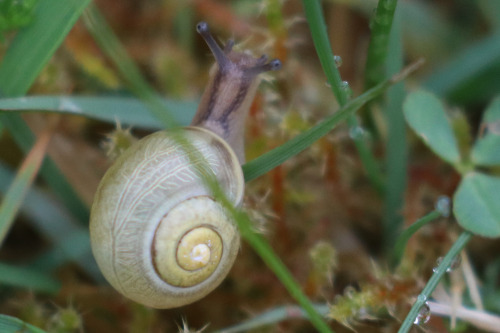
xmin=90 ymin=127 xmax=243 ymax=308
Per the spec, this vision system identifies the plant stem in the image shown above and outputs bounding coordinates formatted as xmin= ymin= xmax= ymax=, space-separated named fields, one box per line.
xmin=364 ymin=0 xmax=399 ymax=89
xmin=397 ymin=231 xmax=472 ymax=333
xmin=214 ymin=303 xmax=329 ymax=333
xmin=392 ymin=210 xmax=441 ymax=266
xmin=82 ymin=4 xmax=176 ymax=128
xmin=302 ymin=0 xmax=385 ymax=194
xmin=243 ymin=80 xmax=384 ymax=182
xmin=243 ymin=64 xmax=419 ymax=182
xmin=383 ymin=7 xmax=407 ymax=253
xmin=228 ymin=206 xmax=335 ymax=333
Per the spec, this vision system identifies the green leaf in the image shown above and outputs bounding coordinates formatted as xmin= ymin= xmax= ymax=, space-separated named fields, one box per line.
xmin=471 ymin=96 xmax=500 ymax=166
xmin=0 ymin=314 xmax=48 ymax=333
xmin=0 ymin=263 xmax=60 ymax=294
xmin=453 ymin=172 xmax=500 ymax=237
xmin=0 ymin=96 xmax=197 ymax=129
xmin=403 ymin=90 xmax=461 ymax=164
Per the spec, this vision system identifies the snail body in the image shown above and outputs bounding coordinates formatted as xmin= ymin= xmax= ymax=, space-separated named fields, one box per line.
xmin=90 ymin=22 xmax=280 ymax=308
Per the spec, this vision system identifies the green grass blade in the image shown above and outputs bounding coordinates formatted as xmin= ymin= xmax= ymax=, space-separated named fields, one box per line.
xmin=0 ymin=95 xmax=197 ymax=129
xmin=364 ymin=0 xmax=399 ymax=89
xmin=0 ymin=263 xmax=61 ymax=294
xmin=0 ymin=115 xmax=90 ymax=223
xmin=383 ymin=7 xmax=407 ymax=253
xmin=301 ymin=0 xmax=347 ymax=105
xmin=0 ymin=0 xmax=91 ymax=96
xmin=0 ymin=164 xmax=101 ymax=281
xmin=0 ymin=314 xmax=49 ymax=333
xmin=224 ymin=203 xmax=334 ymax=333
xmin=0 ymin=0 xmax=91 ymax=224
xmin=0 ymin=160 xmax=39 ymax=243
xmin=392 ymin=210 xmax=441 ymax=265
xmin=302 ymin=0 xmax=385 ymax=194
xmin=0 ymin=128 xmax=51 ymax=245
xmin=82 ymin=4 xmax=177 ymax=128
xmin=243 ymin=68 xmax=416 ymax=182
xmin=214 ymin=304 xmax=329 ymax=333
xmin=423 ymin=32 xmax=500 ymax=97
xmin=398 ymin=232 xmax=472 ymax=333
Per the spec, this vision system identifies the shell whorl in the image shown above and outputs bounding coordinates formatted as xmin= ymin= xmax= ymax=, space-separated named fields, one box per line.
xmin=89 ymin=127 xmax=243 ymax=308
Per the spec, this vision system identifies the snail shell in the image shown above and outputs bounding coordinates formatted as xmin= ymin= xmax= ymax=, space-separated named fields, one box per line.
xmin=90 ymin=128 xmax=243 ymax=308
xmin=89 ymin=22 xmax=280 ymax=309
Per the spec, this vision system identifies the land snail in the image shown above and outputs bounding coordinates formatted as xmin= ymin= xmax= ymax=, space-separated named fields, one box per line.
xmin=89 ymin=22 xmax=281 ymax=308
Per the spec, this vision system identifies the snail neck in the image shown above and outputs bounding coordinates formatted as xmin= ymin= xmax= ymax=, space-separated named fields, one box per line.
xmin=192 ymin=22 xmax=281 ymax=164
xmin=191 ymin=64 xmax=260 ymax=164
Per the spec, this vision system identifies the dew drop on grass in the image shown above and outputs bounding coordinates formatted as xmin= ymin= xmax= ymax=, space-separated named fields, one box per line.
xmin=448 ymin=255 xmax=462 ymax=272
xmin=435 ymin=195 xmax=451 ymax=217
xmin=349 ymin=126 xmax=366 ymax=140
xmin=334 ymin=55 xmax=343 ymax=68
xmin=414 ymin=302 xmax=431 ymax=325
xmin=432 ymin=257 xmax=443 ymax=273
xmin=340 ymin=81 xmax=353 ymax=98
xmin=432 ymin=255 xmax=461 ymax=273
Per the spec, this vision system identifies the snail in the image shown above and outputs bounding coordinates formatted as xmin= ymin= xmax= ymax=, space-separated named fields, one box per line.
xmin=89 ymin=21 xmax=281 ymax=309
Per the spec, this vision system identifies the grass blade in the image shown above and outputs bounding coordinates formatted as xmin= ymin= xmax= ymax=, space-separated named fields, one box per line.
xmin=0 ymin=314 xmax=49 ymax=333
xmin=383 ymin=8 xmax=408 ymax=252
xmin=398 ymin=232 xmax=472 ymax=333
xmin=214 ymin=304 xmax=329 ymax=333
xmin=243 ymin=61 xmax=422 ymax=182
xmin=0 ymin=122 xmax=54 ymax=245
xmin=0 ymin=0 xmax=92 ymax=224
xmin=82 ymin=4 xmax=176 ymax=128
xmin=0 ymin=0 xmax=91 ymax=96
xmin=424 ymin=32 xmax=500 ymax=97
xmin=0 ymin=163 xmax=101 ymax=281
xmin=392 ymin=210 xmax=441 ymax=265
xmin=0 ymin=263 xmax=60 ymax=294
xmin=0 ymin=95 xmax=197 ymax=129
xmin=364 ymin=0 xmax=399 ymax=89
xmin=302 ymin=0 xmax=385 ymax=193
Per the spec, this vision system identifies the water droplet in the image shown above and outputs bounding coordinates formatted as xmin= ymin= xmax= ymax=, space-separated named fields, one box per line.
xmin=340 ymin=81 xmax=353 ymax=98
xmin=414 ymin=302 xmax=431 ymax=325
xmin=447 ymin=255 xmax=462 ymax=272
xmin=433 ymin=255 xmax=461 ymax=273
xmin=349 ymin=126 xmax=366 ymax=140
xmin=417 ymin=294 xmax=427 ymax=303
xmin=334 ymin=55 xmax=343 ymax=68
xmin=341 ymin=82 xmax=353 ymax=98
xmin=432 ymin=257 xmax=443 ymax=273
xmin=435 ymin=195 xmax=451 ymax=217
